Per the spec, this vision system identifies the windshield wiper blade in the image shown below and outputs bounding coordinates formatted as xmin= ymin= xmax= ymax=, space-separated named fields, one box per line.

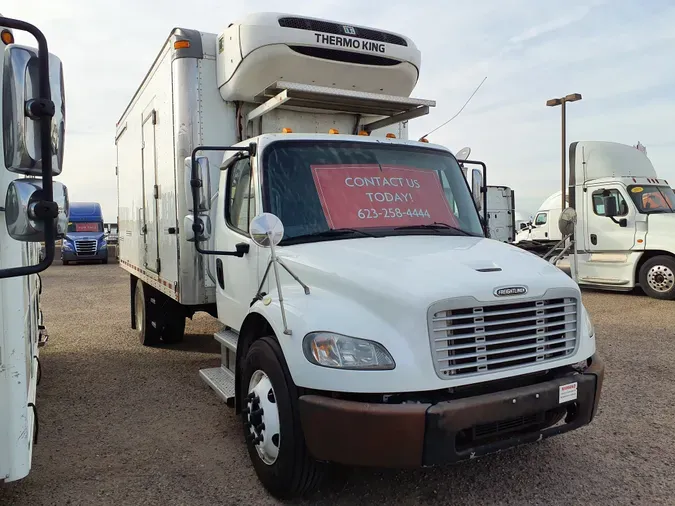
xmin=284 ymin=228 xmax=376 ymax=242
xmin=394 ymin=222 xmax=473 ymax=236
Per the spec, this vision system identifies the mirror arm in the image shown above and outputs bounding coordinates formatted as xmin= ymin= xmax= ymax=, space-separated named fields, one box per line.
xmin=0 ymin=17 xmax=58 ymax=280
xmin=189 ymin=144 xmax=255 ymax=257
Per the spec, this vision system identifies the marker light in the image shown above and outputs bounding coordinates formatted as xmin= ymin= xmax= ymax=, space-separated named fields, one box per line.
xmin=282 ymin=127 xmax=293 ymax=133
xmin=1 ymin=30 xmax=14 ymax=45
xmin=386 ymin=133 xmax=396 ymax=138
xmin=420 ymin=138 xmax=429 ymax=143
xmin=174 ymin=40 xmax=190 ymax=49
xmin=328 ymin=128 xmax=339 ymax=134
xmin=358 ymin=130 xmax=369 ymax=136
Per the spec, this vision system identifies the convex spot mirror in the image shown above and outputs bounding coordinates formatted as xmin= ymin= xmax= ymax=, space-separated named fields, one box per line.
xmin=184 ymin=156 xmax=211 ymax=212
xmin=558 ymin=207 xmax=578 ymax=237
xmin=183 ymin=214 xmax=212 ymax=242
xmin=5 ymin=179 xmax=69 ymax=242
xmin=3 ymin=45 xmax=66 ymax=176
xmin=250 ymin=213 xmax=284 ymax=248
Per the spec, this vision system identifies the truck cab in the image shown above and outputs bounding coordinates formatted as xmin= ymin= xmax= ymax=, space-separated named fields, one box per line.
xmin=117 ymin=13 xmax=603 ymax=499
xmin=61 ymin=202 xmax=108 ymax=264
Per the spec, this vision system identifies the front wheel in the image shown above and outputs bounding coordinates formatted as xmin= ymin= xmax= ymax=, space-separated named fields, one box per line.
xmin=240 ymin=337 xmax=323 ymax=500
xmin=639 ymin=255 xmax=675 ymax=300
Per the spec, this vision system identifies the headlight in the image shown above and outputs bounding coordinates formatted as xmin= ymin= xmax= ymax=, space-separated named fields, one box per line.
xmin=303 ymin=332 xmax=395 ymax=370
xmin=62 ymin=241 xmax=72 ymax=250
xmin=583 ymin=307 xmax=595 ymax=339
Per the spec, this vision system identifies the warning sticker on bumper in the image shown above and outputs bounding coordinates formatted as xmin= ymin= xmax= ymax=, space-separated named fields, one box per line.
xmin=559 ymin=382 xmax=578 ymax=403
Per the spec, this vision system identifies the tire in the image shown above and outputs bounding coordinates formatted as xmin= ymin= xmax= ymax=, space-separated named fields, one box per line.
xmin=134 ymin=281 xmax=161 ymax=346
xmin=62 ymin=260 xmax=69 ymax=266
xmin=102 ymin=257 xmax=108 ymax=264
xmin=240 ymin=336 xmax=323 ymax=500
xmin=160 ymin=314 xmax=185 ymax=345
xmin=639 ymin=255 xmax=675 ymax=300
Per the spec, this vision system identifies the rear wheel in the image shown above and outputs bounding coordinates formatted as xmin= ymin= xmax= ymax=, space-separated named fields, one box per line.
xmin=134 ymin=281 xmax=160 ymax=346
xmin=639 ymin=255 xmax=675 ymax=300
xmin=240 ymin=337 xmax=323 ymax=500
xmin=161 ymin=314 xmax=185 ymax=344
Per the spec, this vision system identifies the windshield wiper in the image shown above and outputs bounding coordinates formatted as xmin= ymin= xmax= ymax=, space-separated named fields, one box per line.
xmin=283 ymin=228 xmax=376 ymax=243
xmin=394 ymin=222 xmax=473 ymax=236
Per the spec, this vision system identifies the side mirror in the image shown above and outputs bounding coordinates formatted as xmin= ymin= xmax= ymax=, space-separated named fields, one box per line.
xmin=184 ymin=156 xmax=211 ymax=212
xmin=603 ymin=196 xmax=618 ymax=217
xmin=471 ymin=168 xmax=483 ymax=211
xmin=249 ymin=213 xmax=284 ymax=248
xmin=3 ymin=45 xmax=66 ymax=176
xmin=183 ymin=214 xmax=212 ymax=242
xmin=5 ymin=179 xmax=69 ymax=242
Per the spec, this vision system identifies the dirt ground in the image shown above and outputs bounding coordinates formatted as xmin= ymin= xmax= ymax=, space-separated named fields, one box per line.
xmin=1 ymin=263 xmax=674 ymax=505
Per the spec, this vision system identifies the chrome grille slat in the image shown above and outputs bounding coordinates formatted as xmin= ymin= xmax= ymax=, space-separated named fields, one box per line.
xmin=433 ymin=319 xmax=577 ymax=339
xmin=436 ymin=336 xmax=577 ymax=361
xmin=428 ymin=292 xmax=579 ymax=380
xmin=432 ymin=301 xmax=575 ymax=322
xmin=439 ymin=346 xmax=577 ymax=373
xmin=434 ymin=310 xmax=577 ymax=331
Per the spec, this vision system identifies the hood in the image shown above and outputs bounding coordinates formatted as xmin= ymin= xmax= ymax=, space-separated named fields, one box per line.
xmin=277 ymin=235 xmax=576 ymax=306
xmin=64 ymin=232 xmax=105 ymax=241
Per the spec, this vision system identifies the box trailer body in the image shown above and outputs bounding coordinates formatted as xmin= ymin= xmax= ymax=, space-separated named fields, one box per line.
xmin=0 ymin=15 xmax=68 ymax=483
xmin=116 ymin=12 xmax=603 ymax=499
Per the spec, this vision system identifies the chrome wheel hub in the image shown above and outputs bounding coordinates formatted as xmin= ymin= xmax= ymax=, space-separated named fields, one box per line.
xmin=245 ymin=370 xmax=280 ymax=465
xmin=647 ymin=264 xmax=675 ymax=293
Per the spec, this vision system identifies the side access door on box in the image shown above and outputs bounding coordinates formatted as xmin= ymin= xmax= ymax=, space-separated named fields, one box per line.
xmin=140 ymin=107 xmax=161 ymax=273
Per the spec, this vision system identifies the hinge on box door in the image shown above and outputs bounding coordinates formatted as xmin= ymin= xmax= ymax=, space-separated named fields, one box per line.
xmin=115 ymin=166 xmax=118 ymax=176
xmin=153 ymin=185 xmax=159 ymax=199
xmin=156 ymin=258 xmax=161 ymax=273
xmin=152 ymin=110 xmax=157 ymax=125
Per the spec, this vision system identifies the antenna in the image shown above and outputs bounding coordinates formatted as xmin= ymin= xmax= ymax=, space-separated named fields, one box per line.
xmin=419 ymin=76 xmax=488 ymax=142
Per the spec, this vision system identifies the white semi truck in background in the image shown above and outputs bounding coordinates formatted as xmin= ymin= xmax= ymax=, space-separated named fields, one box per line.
xmin=0 ymin=16 xmax=68 ymax=483
xmin=116 ymin=12 xmax=604 ymax=499
xmin=516 ymin=140 xmax=675 ymax=300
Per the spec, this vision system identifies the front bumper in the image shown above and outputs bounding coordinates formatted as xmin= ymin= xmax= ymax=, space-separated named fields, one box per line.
xmin=62 ymin=247 xmax=108 ymax=261
xmin=298 ymin=354 xmax=604 ymax=467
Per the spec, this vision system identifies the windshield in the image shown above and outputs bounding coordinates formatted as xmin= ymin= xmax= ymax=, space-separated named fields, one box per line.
xmin=261 ymin=140 xmax=484 ymax=244
xmin=627 ymin=185 xmax=675 ymax=213
xmin=67 ymin=221 xmax=103 ymax=233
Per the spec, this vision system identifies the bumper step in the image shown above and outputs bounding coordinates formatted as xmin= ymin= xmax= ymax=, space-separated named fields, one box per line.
xmin=199 ymin=366 xmax=235 ymax=407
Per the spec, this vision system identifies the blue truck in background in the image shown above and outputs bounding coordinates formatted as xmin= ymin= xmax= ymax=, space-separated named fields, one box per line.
xmin=61 ymin=202 xmax=108 ymax=265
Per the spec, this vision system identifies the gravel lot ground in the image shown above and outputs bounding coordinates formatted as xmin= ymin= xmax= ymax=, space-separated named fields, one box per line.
xmin=1 ymin=263 xmax=675 ymax=506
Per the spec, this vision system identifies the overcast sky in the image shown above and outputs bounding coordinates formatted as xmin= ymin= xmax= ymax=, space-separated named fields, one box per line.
xmin=8 ymin=0 xmax=675 ymax=221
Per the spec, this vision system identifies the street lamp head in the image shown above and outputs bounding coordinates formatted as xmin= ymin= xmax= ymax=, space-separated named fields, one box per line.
xmin=546 ymin=98 xmax=563 ymax=107
xmin=564 ymin=93 xmax=582 ymax=102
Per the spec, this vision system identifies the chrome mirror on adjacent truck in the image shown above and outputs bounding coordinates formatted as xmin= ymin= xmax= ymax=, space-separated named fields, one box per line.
xmin=0 ymin=17 xmax=67 ymax=279
xmin=184 ymin=156 xmax=211 ymax=212
xmin=5 ymin=179 xmax=69 ymax=241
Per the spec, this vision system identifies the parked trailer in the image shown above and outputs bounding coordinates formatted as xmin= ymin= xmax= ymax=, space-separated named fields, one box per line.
xmin=116 ymin=12 xmax=603 ymax=499
xmin=0 ymin=16 xmax=68 ymax=483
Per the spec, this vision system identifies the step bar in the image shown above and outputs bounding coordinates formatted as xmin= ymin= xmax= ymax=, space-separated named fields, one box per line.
xmin=199 ymin=328 xmax=239 ymax=407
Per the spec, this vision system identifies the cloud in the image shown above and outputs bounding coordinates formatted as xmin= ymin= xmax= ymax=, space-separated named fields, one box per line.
xmin=6 ymin=0 xmax=675 ymax=221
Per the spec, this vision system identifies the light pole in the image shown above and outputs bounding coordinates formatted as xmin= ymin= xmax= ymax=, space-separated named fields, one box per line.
xmin=546 ymin=93 xmax=582 ymax=210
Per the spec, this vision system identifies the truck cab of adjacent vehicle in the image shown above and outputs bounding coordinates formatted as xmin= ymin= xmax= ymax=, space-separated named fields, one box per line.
xmin=61 ymin=202 xmax=108 ymax=265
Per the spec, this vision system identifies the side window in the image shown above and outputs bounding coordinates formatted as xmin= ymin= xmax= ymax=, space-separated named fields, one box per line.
xmin=226 ymin=158 xmax=256 ymax=234
xmin=592 ymin=189 xmax=627 ymax=216
xmin=534 ymin=213 xmax=547 ymax=226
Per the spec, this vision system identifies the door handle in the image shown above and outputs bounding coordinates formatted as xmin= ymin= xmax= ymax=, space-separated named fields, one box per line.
xmin=545 ymin=231 xmax=548 ymax=238
xmin=590 ymin=234 xmax=597 ymax=245
xmin=216 ymin=259 xmax=225 ymax=289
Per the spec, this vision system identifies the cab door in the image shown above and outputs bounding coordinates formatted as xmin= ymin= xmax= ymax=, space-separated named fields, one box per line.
xmin=530 ymin=211 xmax=550 ymax=240
xmin=214 ymin=156 xmax=260 ymax=331
xmin=583 ymin=185 xmax=637 ymax=252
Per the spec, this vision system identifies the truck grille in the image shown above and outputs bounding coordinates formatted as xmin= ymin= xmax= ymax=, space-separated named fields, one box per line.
xmin=428 ymin=290 xmax=579 ymax=380
xmin=75 ymin=240 xmax=97 ymax=256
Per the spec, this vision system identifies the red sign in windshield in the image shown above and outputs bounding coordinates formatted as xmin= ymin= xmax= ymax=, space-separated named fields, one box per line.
xmin=311 ymin=164 xmax=458 ymax=229
xmin=75 ymin=223 xmax=99 ymax=233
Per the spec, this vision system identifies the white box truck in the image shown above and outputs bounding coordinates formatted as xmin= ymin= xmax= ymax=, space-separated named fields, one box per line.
xmin=116 ymin=12 xmax=604 ymax=499
xmin=516 ymin=140 xmax=675 ymax=299
xmin=0 ymin=16 xmax=68 ymax=483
